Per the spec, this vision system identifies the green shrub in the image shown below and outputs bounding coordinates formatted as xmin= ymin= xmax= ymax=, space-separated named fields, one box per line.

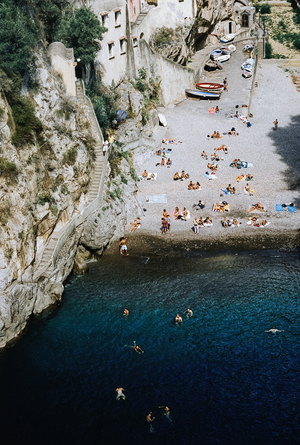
xmin=35 ymin=190 xmax=52 ymax=206
xmin=32 ymin=0 xmax=71 ymax=42
xmin=0 ymin=157 xmax=18 ymax=179
xmin=261 ymin=3 xmax=271 ymax=14
xmin=5 ymin=248 xmax=13 ymax=259
xmin=120 ymin=173 xmax=128 ymax=184
xmin=10 ymin=95 xmax=42 ymax=147
xmin=114 ymin=187 xmax=122 ymax=199
xmin=60 ymin=183 xmax=68 ymax=195
xmin=150 ymin=26 xmax=174 ymax=48
xmin=62 ymin=147 xmax=77 ymax=165
xmin=294 ymin=38 xmax=300 ymax=49
xmin=87 ymin=81 xmax=119 ymax=133
xmin=265 ymin=42 xmax=272 ymax=59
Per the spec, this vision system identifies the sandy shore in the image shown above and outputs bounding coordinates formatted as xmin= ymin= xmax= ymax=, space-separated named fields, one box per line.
xmin=120 ymin=44 xmax=300 ymax=254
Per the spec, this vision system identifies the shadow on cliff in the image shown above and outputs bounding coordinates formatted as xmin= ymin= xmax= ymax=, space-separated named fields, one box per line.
xmin=267 ymin=114 xmax=300 ymax=208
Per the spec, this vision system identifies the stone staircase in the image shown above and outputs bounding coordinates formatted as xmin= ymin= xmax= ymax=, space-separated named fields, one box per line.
xmin=33 ymin=80 xmax=105 ymax=280
xmin=135 ymin=4 xmax=153 ymax=26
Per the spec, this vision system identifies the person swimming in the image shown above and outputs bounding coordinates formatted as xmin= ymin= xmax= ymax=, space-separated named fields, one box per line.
xmin=175 ymin=314 xmax=183 ymax=323
xmin=184 ymin=307 xmax=193 ymax=317
xmin=123 ymin=309 xmax=129 ymax=316
xmin=124 ymin=341 xmax=144 ymax=353
xmin=265 ymin=327 xmax=284 ymax=333
xmin=116 ymin=387 xmax=126 ymax=400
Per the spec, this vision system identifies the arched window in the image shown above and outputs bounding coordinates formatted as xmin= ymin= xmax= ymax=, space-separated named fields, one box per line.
xmin=242 ymin=13 xmax=249 ymax=27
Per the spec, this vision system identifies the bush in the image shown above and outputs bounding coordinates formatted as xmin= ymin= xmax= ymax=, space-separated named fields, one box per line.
xmin=35 ymin=190 xmax=52 ymax=206
xmin=294 ymin=38 xmax=300 ymax=49
xmin=11 ymin=97 xmax=43 ymax=146
xmin=150 ymin=26 xmax=174 ymax=48
xmin=265 ymin=42 xmax=272 ymax=59
xmin=62 ymin=147 xmax=77 ymax=165
xmin=0 ymin=157 xmax=18 ymax=180
xmin=88 ymin=81 xmax=119 ymax=133
xmin=260 ymin=3 xmax=271 ymax=14
xmin=32 ymin=0 xmax=71 ymax=42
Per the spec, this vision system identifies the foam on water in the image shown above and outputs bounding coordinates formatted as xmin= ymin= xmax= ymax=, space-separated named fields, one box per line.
xmin=1 ymin=250 xmax=300 ymax=445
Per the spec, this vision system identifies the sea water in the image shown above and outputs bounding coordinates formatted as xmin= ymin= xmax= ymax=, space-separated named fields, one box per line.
xmin=1 ymin=250 xmax=300 ymax=445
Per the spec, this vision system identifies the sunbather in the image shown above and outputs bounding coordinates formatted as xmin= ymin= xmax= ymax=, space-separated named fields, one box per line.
xmin=130 ymin=218 xmax=141 ymax=232
xmin=173 ymin=172 xmax=180 ymax=181
xmin=188 ymin=181 xmax=194 ymax=190
xmin=193 ymin=200 xmax=205 ymax=210
xmin=194 ymin=182 xmax=201 ymax=190
xmin=142 ymin=169 xmax=148 ymax=178
xmin=207 ymin=163 xmax=217 ymax=171
xmin=204 ymin=216 xmax=212 ymax=224
xmin=215 ymin=106 xmax=220 ymax=113
xmin=222 ymin=217 xmax=229 ymax=227
xmin=245 ymin=174 xmax=253 ymax=181
xmin=181 ymin=170 xmax=189 ymax=179
xmin=248 ymin=214 xmax=258 ymax=225
xmin=198 ymin=217 xmax=204 ymax=226
xmin=162 ymin=138 xmax=176 ymax=144
xmin=248 ymin=202 xmax=264 ymax=212
xmin=211 ymin=131 xmax=218 ymax=139
xmin=162 ymin=209 xmax=171 ymax=218
xmin=201 ymin=150 xmax=208 ymax=159
xmin=244 ymin=183 xmax=253 ymax=196
xmin=261 ymin=219 xmax=268 ymax=226
xmin=147 ymin=173 xmax=155 ymax=180
xmin=166 ymin=158 xmax=172 ymax=167
xmin=236 ymin=174 xmax=245 ymax=182
xmin=156 ymin=149 xmax=162 ymax=156
xmin=174 ymin=207 xmax=181 ymax=219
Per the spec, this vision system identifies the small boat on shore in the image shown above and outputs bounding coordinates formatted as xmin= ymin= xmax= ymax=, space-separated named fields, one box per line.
xmin=221 ymin=47 xmax=231 ymax=55
xmin=214 ymin=54 xmax=230 ymax=63
xmin=227 ymin=44 xmax=236 ymax=52
xmin=210 ymin=49 xmax=223 ymax=60
xmin=204 ymin=60 xmax=218 ymax=71
xmin=196 ymin=82 xmax=224 ymax=93
xmin=185 ymin=89 xmax=220 ymax=100
xmin=220 ymin=33 xmax=235 ymax=44
xmin=242 ymin=70 xmax=252 ymax=78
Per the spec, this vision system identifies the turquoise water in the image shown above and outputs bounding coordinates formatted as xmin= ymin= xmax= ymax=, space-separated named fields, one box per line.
xmin=1 ymin=250 xmax=300 ymax=444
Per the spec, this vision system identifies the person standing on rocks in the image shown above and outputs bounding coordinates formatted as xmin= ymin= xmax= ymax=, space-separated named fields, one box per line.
xmin=119 ymin=237 xmax=128 ymax=255
xmin=273 ymin=119 xmax=278 ymax=130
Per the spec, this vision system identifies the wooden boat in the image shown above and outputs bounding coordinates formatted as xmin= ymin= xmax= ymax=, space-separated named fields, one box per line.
xmin=196 ymin=82 xmax=224 ymax=93
xmin=210 ymin=49 xmax=223 ymax=60
xmin=185 ymin=89 xmax=220 ymax=100
xmin=220 ymin=47 xmax=231 ymax=55
xmin=204 ymin=60 xmax=218 ymax=71
xmin=242 ymin=70 xmax=252 ymax=78
xmin=241 ymin=62 xmax=252 ymax=72
xmin=227 ymin=44 xmax=236 ymax=52
xmin=214 ymin=54 xmax=230 ymax=63
xmin=220 ymin=33 xmax=235 ymax=44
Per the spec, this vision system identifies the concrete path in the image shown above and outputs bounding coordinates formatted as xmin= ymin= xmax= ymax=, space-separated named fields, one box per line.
xmin=134 ymin=44 xmax=300 ymax=242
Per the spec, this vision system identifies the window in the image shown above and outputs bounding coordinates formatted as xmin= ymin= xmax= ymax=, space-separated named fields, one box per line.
xmin=108 ymin=42 xmax=115 ymax=59
xmin=119 ymin=37 xmax=126 ymax=54
xmin=242 ymin=13 xmax=249 ymax=27
xmin=115 ymin=10 xmax=121 ymax=27
xmin=101 ymin=12 xmax=108 ymax=27
xmin=133 ymin=37 xmax=138 ymax=47
xmin=134 ymin=6 xmax=136 ymax=14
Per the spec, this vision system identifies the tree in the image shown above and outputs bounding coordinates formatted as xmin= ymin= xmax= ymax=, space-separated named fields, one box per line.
xmin=0 ymin=1 xmax=38 ymax=76
xmin=55 ymin=6 xmax=107 ymax=65
xmin=32 ymin=0 xmax=71 ymax=43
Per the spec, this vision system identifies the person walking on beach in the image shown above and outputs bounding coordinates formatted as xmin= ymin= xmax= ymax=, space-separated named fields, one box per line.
xmin=116 ymin=387 xmax=126 ymax=400
xmin=223 ymin=77 xmax=228 ymax=91
xmin=119 ymin=237 xmax=128 ymax=256
xmin=265 ymin=326 xmax=284 ymax=333
xmin=273 ymin=119 xmax=278 ymax=130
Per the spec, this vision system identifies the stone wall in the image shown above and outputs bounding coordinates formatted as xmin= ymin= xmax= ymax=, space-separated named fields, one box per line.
xmin=137 ymin=40 xmax=195 ymax=106
xmin=48 ymin=42 xmax=76 ymax=96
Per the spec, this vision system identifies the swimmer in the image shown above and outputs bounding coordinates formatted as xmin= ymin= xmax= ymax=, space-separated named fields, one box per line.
xmin=124 ymin=341 xmax=144 ymax=354
xmin=265 ymin=326 xmax=284 ymax=333
xmin=146 ymin=412 xmax=155 ymax=432
xmin=159 ymin=406 xmax=172 ymax=421
xmin=123 ymin=309 xmax=129 ymax=316
xmin=184 ymin=307 xmax=193 ymax=317
xmin=175 ymin=314 xmax=183 ymax=323
xmin=116 ymin=387 xmax=126 ymax=400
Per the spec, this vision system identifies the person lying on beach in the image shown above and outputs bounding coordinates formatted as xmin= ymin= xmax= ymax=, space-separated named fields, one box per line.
xmin=207 ymin=163 xmax=218 ymax=171
xmin=215 ymin=144 xmax=228 ymax=154
xmin=148 ymin=173 xmax=155 ymax=180
xmin=130 ymin=218 xmax=141 ymax=232
xmin=201 ymin=150 xmax=208 ymax=159
xmin=248 ymin=202 xmax=265 ymax=212
xmin=188 ymin=181 xmax=194 ymax=190
xmin=175 ymin=314 xmax=183 ymax=323
xmin=198 ymin=217 xmax=204 ymax=226
xmin=162 ymin=138 xmax=177 ymax=144
xmin=236 ymin=173 xmax=245 ymax=182
xmin=248 ymin=215 xmax=258 ymax=225
xmin=156 ymin=158 xmax=165 ymax=167
xmin=211 ymin=131 xmax=218 ymax=139
xmin=204 ymin=216 xmax=212 ymax=225
xmin=233 ymin=218 xmax=239 ymax=227
xmin=166 ymin=158 xmax=172 ymax=167
xmin=181 ymin=170 xmax=189 ymax=179
xmin=222 ymin=217 xmax=229 ymax=227
xmin=173 ymin=172 xmax=180 ymax=180
xmin=194 ymin=182 xmax=201 ymax=190
xmin=215 ymin=201 xmax=229 ymax=213
xmin=261 ymin=219 xmax=268 ymax=226
xmin=246 ymin=174 xmax=253 ymax=181
xmin=193 ymin=200 xmax=206 ymax=210
xmin=156 ymin=149 xmax=162 ymax=156
xmin=182 ymin=207 xmax=188 ymax=220
xmin=226 ymin=184 xmax=236 ymax=194
xmin=142 ymin=169 xmax=148 ymax=178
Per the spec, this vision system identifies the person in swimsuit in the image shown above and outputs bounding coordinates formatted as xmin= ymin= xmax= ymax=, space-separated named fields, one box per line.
xmin=166 ymin=158 xmax=172 ymax=167
xmin=125 ymin=341 xmax=144 ymax=353
xmin=173 ymin=172 xmax=180 ymax=181
xmin=265 ymin=326 xmax=284 ymax=333
xmin=123 ymin=309 xmax=129 ymax=316
xmin=175 ymin=314 xmax=183 ymax=323
xmin=116 ymin=388 xmax=126 ymax=400
xmin=182 ymin=207 xmax=188 ymax=220
xmin=159 ymin=406 xmax=172 ymax=421
xmin=142 ymin=169 xmax=148 ymax=179
xmin=184 ymin=307 xmax=193 ymax=317
xmin=119 ymin=238 xmax=128 ymax=255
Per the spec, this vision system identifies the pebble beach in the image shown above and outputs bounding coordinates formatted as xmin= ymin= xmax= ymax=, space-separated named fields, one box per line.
xmin=126 ymin=44 xmax=300 ymax=254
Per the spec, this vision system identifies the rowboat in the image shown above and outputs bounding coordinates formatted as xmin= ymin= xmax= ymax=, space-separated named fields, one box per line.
xmin=242 ymin=70 xmax=252 ymax=78
xmin=185 ymin=89 xmax=220 ymax=100
xmin=220 ymin=47 xmax=231 ymax=55
xmin=214 ymin=54 xmax=230 ymax=63
xmin=204 ymin=60 xmax=218 ymax=71
xmin=241 ymin=62 xmax=252 ymax=72
xmin=220 ymin=33 xmax=235 ymax=44
xmin=196 ymin=82 xmax=224 ymax=93
xmin=210 ymin=49 xmax=223 ymax=60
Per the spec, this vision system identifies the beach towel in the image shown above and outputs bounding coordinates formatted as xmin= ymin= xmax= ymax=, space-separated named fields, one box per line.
xmin=275 ymin=204 xmax=284 ymax=211
xmin=288 ymin=205 xmax=296 ymax=212
xmin=221 ymin=188 xmax=231 ymax=195
xmin=167 ymin=161 xmax=174 ymax=168
xmin=204 ymin=173 xmax=217 ymax=179
xmin=209 ymin=107 xmax=215 ymax=114
xmin=203 ymin=222 xmax=213 ymax=227
xmin=146 ymin=194 xmax=167 ymax=203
